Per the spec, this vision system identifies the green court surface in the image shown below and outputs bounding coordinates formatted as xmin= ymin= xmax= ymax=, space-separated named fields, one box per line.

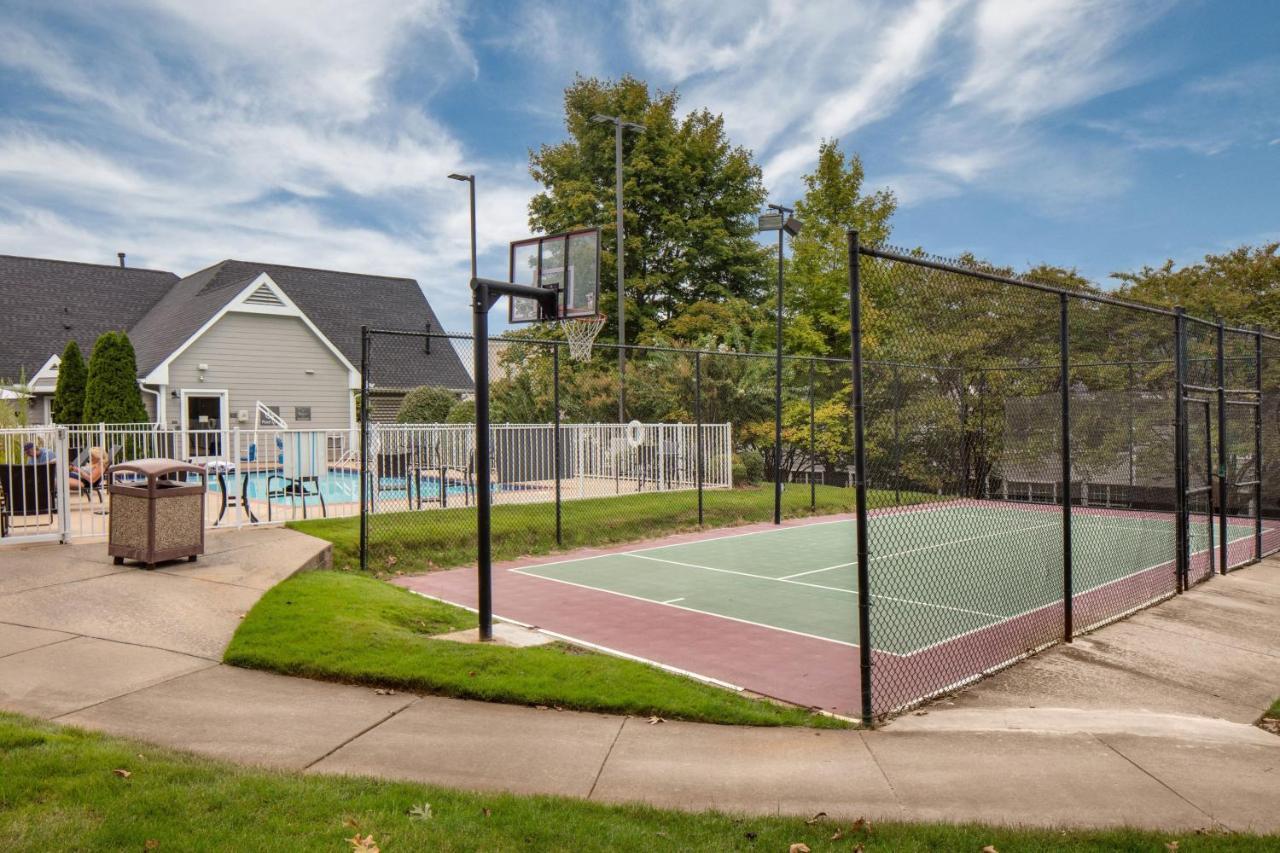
xmin=514 ymin=503 xmax=1253 ymax=655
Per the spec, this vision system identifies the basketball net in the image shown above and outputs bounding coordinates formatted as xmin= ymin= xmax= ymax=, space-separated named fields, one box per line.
xmin=561 ymin=315 xmax=606 ymax=361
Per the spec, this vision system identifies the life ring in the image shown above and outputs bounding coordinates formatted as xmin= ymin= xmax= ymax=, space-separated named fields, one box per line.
xmin=625 ymin=420 xmax=646 ymax=448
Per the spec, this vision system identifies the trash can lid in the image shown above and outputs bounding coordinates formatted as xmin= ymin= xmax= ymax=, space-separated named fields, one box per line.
xmin=109 ymin=458 xmax=207 ymax=479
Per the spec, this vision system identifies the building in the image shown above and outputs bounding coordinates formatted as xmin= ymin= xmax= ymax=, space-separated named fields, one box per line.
xmin=0 ymin=255 xmax=470 ymax=431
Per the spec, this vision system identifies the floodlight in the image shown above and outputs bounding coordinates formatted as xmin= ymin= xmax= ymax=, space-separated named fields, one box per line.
xmin=758 ymin=212 xmax=784 ymax=232
xmin=448 ymin=173 xmax=472 ymax=182
xmin=591 ymin=114 xmax=613 ymax=124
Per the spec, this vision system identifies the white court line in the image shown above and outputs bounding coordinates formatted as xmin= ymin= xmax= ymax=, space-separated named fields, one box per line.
xmin=662 ymin=597 xmax=685 ymax=604
xmin=779 ymin=562 xmax=855 ymax=580
xmin=625 ymin=552 xmax=1004 ymax=621
xmin=507 ymin=569 xmax=868 ymax=650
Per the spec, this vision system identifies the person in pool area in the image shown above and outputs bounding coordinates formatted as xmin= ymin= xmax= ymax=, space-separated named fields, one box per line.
xmin=22 ymin=442 xmax=53 ymax=464
xmin=68 ymin=447 xmax=107 ymax=494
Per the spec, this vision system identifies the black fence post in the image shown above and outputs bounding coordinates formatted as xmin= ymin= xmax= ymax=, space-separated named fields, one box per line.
xmin=1255 ymin=326 xmax=1264 ymax=561
xmin=473 ymin=284 xmax=493 ymax=641
xmin=695 ymin=350 xmax=704 ymax=526
xmin=1174 ymin=307 xmax=1187 ymax=592
xmin=892 ymin=363 xmax=901 ymax=506
xmin=1060 ymin=293 xmax=1073 ymax=642
xmin=1127 ymin=362 xmax=1136 ymax=489
xmin=809 ymin=357 xmax=816 ymax=510
xmin=847 ymin=230 xmax=873 ymax=726
xmin=1217 ymin=319 xmax=1228 ymax=574
xmin=359 ymin=325 xmax=369 ymax=572
xmin=553 ymin=342 xmax=562 ymax=548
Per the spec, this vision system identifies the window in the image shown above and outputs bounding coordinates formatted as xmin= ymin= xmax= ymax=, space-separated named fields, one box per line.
xmin=294 ymin=406 xmax=311 ymax=422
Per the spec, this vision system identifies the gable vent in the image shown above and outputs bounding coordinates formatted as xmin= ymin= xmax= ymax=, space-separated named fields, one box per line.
xmin=244 ymin=283 xmax=285 ymax=307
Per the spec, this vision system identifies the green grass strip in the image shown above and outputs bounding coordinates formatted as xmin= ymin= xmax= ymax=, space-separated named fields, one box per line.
xmin=291 ymin=484 xmax=923 ymax=573
xmin=225 ymin=571 xmax=844 ymax=728
xmin=4 ymin=712 xmax=1273 ymax=852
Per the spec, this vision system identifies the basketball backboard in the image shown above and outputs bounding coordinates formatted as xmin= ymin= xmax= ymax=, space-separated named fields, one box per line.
xmin=508 ymin=227 xmax=601 ymax=323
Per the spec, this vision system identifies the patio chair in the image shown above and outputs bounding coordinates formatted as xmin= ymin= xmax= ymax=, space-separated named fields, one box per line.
xmin=267 ymin=431 xmax=326 ymax=520
xmin=0 ymin=481 xmax=8 ymax=538
xmin=0 ymin=462 xmax=57 ymax=519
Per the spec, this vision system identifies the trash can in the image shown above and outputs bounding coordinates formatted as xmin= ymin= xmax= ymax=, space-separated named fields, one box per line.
xmin=107 ymin=459 xmax=207 ymax=568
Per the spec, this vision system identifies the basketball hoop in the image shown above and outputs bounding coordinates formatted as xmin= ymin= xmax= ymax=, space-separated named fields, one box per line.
xmin=561 ymin=314 xmax=605 ymax=361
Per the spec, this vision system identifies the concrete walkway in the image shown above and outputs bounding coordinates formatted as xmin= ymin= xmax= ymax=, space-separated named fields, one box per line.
xmin=2 ymin=530 xmax=1278 ymax=833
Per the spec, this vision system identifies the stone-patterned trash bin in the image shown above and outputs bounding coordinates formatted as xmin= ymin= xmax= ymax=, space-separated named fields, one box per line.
xmin=108 ymin=459 xmax=207 ymax=568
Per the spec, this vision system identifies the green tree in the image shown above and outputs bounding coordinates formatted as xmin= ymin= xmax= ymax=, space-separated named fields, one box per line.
xmin=1112 ymin=243 xmax=1280 ymax=328
xmin=445 ymin=399 xmax=476 ymax=424
xmin=396 ymin=386 xmax=456 ymax=424
xmin=51 ymin=340 xmax=87 ymax=424
xmin=528 ymin=75 xmax=771 ymax=345
xmin=82 ymin=332 xmax=148 ymax=424
xmin=786 ymin=140 xmax=897 ymax=359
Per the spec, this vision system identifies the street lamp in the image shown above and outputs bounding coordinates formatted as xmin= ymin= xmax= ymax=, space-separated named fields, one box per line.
xmin=591 ymin=113 xmax=645 ymax=422
xmin=447 ymin=173 xmax=477 ymax=281
xmin=759 ymin=203 xmax=802 ymax=525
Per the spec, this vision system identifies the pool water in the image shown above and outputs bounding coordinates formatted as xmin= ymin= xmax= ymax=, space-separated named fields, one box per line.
xmin=206 ymin=469 xmax=502 ymax=505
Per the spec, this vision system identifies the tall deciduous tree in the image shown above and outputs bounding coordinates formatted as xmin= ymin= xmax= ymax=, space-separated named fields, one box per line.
xmin=528 ymin=75 xmax=771 ymax=345
xmin=82 ymin=332 xmax=148 ymax=425
xmin=51 ymin=340 xmax=87 ymax=424
xmin=786 ymin=140 xmax=896 ymax=358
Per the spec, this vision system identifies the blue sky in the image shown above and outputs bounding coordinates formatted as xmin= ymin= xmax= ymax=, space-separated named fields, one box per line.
xmin=1 ymin=0 xmax=1277 ymax=334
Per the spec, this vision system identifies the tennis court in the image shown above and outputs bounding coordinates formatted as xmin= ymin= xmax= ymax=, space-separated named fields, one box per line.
xmin=400 ymin=499 xmax=1267 ymax=715
xmin=510 ymin=502 xmax=1253 ymax=655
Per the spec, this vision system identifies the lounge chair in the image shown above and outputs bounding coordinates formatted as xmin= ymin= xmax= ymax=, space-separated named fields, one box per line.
xmin=0 ymin=462 xmax=57 ymax=519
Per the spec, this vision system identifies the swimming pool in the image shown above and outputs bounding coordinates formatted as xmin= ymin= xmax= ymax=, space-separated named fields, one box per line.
xmin=206 ymin=469 xmax=512 ymax=505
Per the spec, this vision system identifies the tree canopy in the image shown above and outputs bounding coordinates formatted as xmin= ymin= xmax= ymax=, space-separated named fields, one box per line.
xmin=528 ymin=75 xmax=770 ymax=347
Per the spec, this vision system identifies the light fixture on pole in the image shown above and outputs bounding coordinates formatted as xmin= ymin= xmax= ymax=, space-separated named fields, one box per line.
xmin=591 ymin=113 xmax=645 ymax=423
xmin=447 ymin=173 xmax=477 ymax=282
xmin=758 ymin=203 xmax=802 ymax=525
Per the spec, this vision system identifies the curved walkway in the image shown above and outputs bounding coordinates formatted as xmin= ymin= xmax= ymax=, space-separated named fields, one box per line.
xmin=1 ymin=528 xmax=1277 ymax=833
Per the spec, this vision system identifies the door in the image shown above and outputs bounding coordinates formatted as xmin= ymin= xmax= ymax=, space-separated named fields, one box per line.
xmin=183 ymin=393 xmax=225 ymax=459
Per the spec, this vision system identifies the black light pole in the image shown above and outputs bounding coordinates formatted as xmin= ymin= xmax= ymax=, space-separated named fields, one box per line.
xmin=448 ymin=173 xmax=477 ymax=280
xmin=591 ymin=113 xmax=645 ymax=423
xmin=759 ymin=205 xmax=802 ymax=524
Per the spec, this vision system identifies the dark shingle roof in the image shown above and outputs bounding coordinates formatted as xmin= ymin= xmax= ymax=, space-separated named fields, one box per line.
xmin=129 ymin=260 xmax=471 ymax=390
xmin=0 ymin=256 xmax=179 ymax=382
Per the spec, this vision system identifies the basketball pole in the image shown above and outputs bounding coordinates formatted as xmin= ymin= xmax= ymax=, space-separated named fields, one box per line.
xmin=470 ymin=276 xmax=557 ymax=641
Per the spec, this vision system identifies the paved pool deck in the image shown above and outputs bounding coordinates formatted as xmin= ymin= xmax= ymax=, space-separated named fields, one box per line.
xmin=1 ymin=527 xmax=1277 ymax=833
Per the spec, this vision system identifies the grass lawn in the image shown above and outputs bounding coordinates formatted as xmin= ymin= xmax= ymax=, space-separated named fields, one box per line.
xmin=5 ymin=713 xmax=1274 ymax=852
xmin=291 ymin=483 xmax=916 ymax=573
xmin=225 ymin=570 xmax=843 ymax=728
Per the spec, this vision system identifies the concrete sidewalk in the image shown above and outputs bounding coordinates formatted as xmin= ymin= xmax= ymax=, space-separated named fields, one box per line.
xmin=2 ymin=530 xmax=1278 ymax=833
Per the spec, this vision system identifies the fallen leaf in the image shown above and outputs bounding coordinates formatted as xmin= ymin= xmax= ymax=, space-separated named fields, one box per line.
xmin=743 ymin=831 xmax=757 ymax=842
xmin=408 ymin=802 xmax=433 ymax=821
xmin=348 ymin=834 xmax=379 ymax=853
xmin=788 ymin=844 xmax=810 ymax=853
xmin=112 ymin=768 xmax=131 ymax=779
xmin=829 ymin=829 xmax=845 ymax=841
xmin=385 ymin=555 xmax=398 ymax=567
xmin=805 ymin=811 xmax=827 ymax=825
xmin=536 ymin=705 xmax=549 ymax=711
xmin=647 ymin=715 xmax=665 ymax=725
xmin=1166 ymin=843 xmax=1179 ymax=852
xmin=343 ymin=817 xmax=360 ymax=829
xmin=982 ymin=846 xmax=999 ymax=853
xmin=482 ymin=808 xmax=491 ymax=818
xmin=852 ymin=845 xmax=865 ymax=853
xmin=850 ymin=817 xmax=871 ymax=833
xmin=655 ymin=831 xmax=668 ymax=838
xmin=373 ymin=688 xmax=396 ymax=696
xmin=914 ymin=710 xmax=928 ymax=716
xmin=144 ymin=841 xmax=159 ymax=850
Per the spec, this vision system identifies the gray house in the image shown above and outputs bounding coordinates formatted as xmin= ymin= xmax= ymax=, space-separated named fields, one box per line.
xmin=1 ymin=255 xmax=470 ymax=432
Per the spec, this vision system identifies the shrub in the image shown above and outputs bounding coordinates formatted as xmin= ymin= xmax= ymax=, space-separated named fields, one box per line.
xmin=737 ymin=450 xmax=765 ymax=486
xmin=82 ymin=332 xmax=148 ymax=424
xmin=51 ymin=340 xmax=87 ymax=424
xmin=446 ymin=399 xmax=476 ymax=424
xmin=396 ymin=386 xmax=456 ymax=424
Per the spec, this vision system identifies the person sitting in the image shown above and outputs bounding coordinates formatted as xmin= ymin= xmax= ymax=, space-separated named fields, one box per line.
xmin=22 ymin=442 xmax=53 ymax=464
xmin=69 ymin=447 xmax=106 ymax=494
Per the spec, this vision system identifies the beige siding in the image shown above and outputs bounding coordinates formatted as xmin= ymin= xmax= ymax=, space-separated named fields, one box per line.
xmin=166 ymin=311 xmax=352 ymax=430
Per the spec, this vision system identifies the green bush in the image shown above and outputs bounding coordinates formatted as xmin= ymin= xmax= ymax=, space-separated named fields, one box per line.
xmin=446 ymin=398 xmax=476 ymax=424
xmin=736 ymin=450 xmax=765 ymax=486
xmin=82 ymin=332 xmax=148 ymax=424
xmin=396 ymin=386 xmax=456 ymax=423
xmin=51 ymin=340 xmax=87 ymax=424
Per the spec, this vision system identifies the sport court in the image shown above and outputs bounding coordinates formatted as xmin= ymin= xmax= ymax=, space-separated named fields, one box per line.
xmin=510 ymin=502 xmax=1255 ymax=656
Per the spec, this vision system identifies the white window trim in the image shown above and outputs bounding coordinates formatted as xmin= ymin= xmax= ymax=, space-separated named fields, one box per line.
xmin=141 ymin=273 xmax=360 ymax=389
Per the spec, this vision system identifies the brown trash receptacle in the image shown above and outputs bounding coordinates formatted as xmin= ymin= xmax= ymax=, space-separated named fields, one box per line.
xmin=108 ymin=459 xmax=207 ymax=568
